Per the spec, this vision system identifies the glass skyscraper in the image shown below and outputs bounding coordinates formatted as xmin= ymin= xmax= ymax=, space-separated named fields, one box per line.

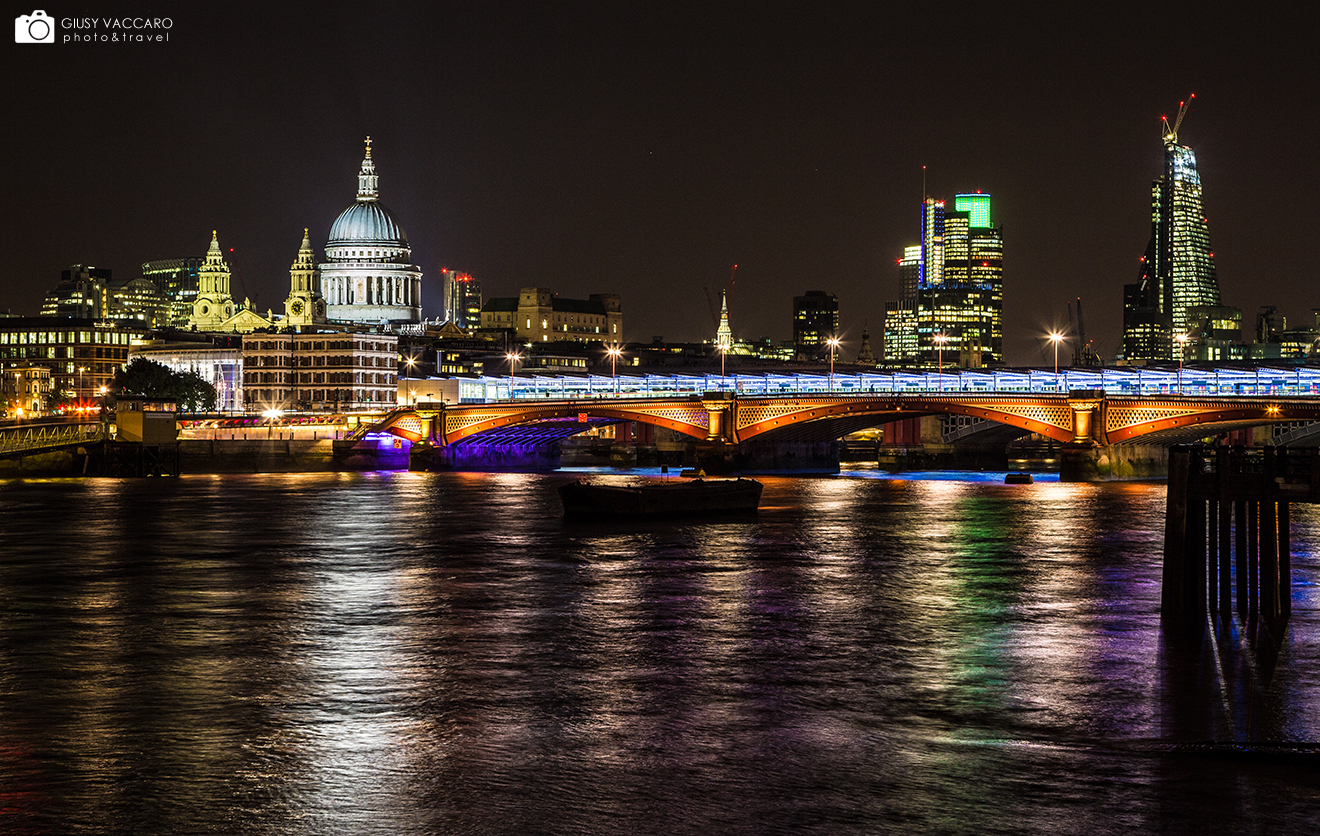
xmin=1122 ymin=103 xmax=1220 ymax=363
xmin=885 ymin=194 xmax=1003 ymax=367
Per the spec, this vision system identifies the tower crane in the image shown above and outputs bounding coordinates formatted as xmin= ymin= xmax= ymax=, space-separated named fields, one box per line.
xmin=1161 ymin=93 xmax=1195 ymax=144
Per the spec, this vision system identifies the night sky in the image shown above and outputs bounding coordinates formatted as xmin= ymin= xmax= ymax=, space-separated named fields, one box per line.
xmin=4 ymin=2 xmax=1316 ymax=365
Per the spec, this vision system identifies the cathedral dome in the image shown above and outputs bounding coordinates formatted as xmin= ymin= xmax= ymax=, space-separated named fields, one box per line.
xmin=327 ymin=200 xmax=409 ymax=247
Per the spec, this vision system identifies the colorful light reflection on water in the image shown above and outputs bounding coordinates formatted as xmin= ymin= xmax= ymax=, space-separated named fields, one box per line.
xmin=0 ymin=472 xmax=1317 ymax=834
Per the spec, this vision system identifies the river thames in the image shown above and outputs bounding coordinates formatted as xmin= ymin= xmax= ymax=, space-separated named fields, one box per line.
xmin=1 ymin=470 xmax=1318 ymax=834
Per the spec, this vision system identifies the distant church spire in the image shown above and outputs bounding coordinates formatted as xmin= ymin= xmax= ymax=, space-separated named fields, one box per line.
xmin=716 ymin=289 xmax=733 ymax=350
xmin=855 ymin=326 xmax=877 ymax=365
xmin=357 ymin=136 xmax=378 ymax=201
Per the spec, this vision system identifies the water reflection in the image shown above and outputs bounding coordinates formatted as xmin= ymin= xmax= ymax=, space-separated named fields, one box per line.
xmin=0 ymin=472 xmax=1318 ymax=833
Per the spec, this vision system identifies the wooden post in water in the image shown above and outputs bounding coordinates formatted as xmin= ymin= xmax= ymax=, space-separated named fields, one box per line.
xmin=1162 ymin=446 xmax=1192 ymax=625
xmin=1217 ymin=446 xmax=1233 ymax=615
xmin=1260 ymin=448 xmax=1278 ymax=629
xmin=1163 ymin=444 xmax=1303 ymax=637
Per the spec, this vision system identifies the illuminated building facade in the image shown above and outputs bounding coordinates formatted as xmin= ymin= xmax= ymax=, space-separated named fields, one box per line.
xmin=885 ymin=195 xmax=1003 ymax=367
xmin=129 ymin=338 xmax=244 ymax=412
xmin=441 ymin=270 xmax=483 ymax=330
xmin=0 ymin=317 xmax=148 ymax=402
xmin=480 ymin=288 xmax=622 ymax=344
xmin=1121 ymin=101 xmax=1221 ymax=362
xmin=142 ymin=257 xmax=202 ymax=327
xmin=2 ymin=365 xmax=51 ymax=417
xmin=188 ymin=231 xmax=238 ymax=330
xmin=241 ymin=332 xmax=398 ymax=411
xmin=282 ymin=229 xmax=328 ymax=329
xmin=319 ymin=139 xmax=423 ymax=327
xmin=107 ymin=275 xmax=170 ymax=327
xmin=40 ymin=265 xmax=111 ymax=319
xmin=793 ymin=290 xmax=838 ymax=360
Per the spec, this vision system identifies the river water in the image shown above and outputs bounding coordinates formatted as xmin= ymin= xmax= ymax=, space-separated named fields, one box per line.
xmin=1 ymin=470 xmax=1318 ymax=834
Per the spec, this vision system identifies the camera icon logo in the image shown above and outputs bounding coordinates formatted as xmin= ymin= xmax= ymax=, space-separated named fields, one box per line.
xmin=15 ymin=10 xmax=56 ymax=43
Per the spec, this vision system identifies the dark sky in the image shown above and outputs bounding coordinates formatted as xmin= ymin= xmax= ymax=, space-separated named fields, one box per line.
xmin=3 ymin=2 xmax=1316 ymax=365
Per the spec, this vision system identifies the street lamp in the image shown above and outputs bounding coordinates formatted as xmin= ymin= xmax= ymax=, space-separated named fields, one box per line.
xmin=1048 ymin=332 xmax=1064 ymax=391
xmin=933 ymin=333 xmax=948 ymax=392
xmin=1175 ymin=333 xmax=1189 ymax=395
xmin=606 ymin=344 xmax=623 ymax=395
xmin=826 ymin=336 xmax=841 ymax=393
xmin=505 ymin=351 xmax=521 ymax=399
xmin=76 ymin=366 xmax=87 ymax=406
xmin=262 ymin=407 xmax=282 ymax=439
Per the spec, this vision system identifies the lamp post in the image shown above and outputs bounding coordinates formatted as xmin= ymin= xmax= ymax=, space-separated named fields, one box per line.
xmin=606 ymin=344 xmax=623 ymax=395
xmin=826 ymin=336 xmax=841 ymax=393
xmin=76 ymin=366 xmax=87 ymax=407
xmin=1048 ymin=332 xmax=1064 ymax=392
xmin=934 ymin=333 xmax=947 ymax=392
xmin=1175 ymin=333 xmax=1189 ymax=395
xmin=262 ymin=408 xmax=282 ymax=439
xmin=505 ymin=351 xmax=521 ymax=400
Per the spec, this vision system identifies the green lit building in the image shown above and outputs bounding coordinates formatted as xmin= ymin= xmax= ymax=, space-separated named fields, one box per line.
xmin=884 ymin=194 xmax=1003 ymax=367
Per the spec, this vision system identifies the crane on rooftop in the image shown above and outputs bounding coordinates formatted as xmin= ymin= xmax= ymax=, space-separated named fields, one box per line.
xmin=1161 ymin=93 xmax=1195 ymax=145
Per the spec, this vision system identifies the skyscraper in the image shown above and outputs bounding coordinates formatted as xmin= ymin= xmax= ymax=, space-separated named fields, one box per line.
xmin=1121 ymin=97 xmax=1221 ymax=363
xmin=885 ymin=194 xmax=1002 ymax=367
xmin=792 ymin=290 xmax=839 ymax=360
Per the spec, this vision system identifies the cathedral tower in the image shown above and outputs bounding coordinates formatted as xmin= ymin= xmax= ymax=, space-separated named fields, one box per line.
xmin=283 ymin=228 xmax=327 ymax=328
xmin=188 ymin=231 xmax=236 ymax=331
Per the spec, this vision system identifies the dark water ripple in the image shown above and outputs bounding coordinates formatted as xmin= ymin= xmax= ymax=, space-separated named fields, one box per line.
xmin=1 ymin=472 xmax=1319 ymax=835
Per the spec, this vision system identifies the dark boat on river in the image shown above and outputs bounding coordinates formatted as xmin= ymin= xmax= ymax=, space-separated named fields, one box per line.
xmin=559 ymin=478 xmax=763 ymax=520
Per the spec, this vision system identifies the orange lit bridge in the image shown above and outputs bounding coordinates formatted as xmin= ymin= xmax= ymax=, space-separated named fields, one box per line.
xmin=337 ymin=390 xmax=1320 ymax=479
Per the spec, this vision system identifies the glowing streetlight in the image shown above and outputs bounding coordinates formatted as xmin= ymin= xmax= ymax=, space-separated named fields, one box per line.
xmin=1175 ymin=333 xmax=1190 ymax=395
xmin=1048 ymin=332 xmax=1064 ymax=391
xmin=826 ymin=336 xmax=841 ymax=393
xmin=76 ymin=365 xmax=87 ymax=404
xmin=934 ymin=333 xmax=948 ymax=391
xmin=506 ymin=351 xmax=521 ymax=399
xmin=606 ymin=344 xmax=623 ymax=395
xmin=262 ymin=408 xmax=283 ymax=439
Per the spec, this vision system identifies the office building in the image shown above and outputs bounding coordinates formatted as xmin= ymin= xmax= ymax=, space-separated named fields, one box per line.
xmin=142 ymin=257 xmax=203 ymax=327
xmin=793 ymin=291 xmax=839 ymax=360
xmin=0 ymin=317 xmax=149 ymax=402
xmin=40 ymin=265 xmax=111 ymax=319
xmin=1121 ymin=98 xmax=1221 ymax=362
xmin=441 ymin=270 xmax=483 ymax=330
xmin=884 ymin=194 xmax=1003 ymax=367
xmin=241 ymin=331 xmax=398 ymax=411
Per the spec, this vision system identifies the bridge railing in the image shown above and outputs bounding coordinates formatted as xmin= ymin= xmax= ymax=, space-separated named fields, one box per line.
xmin=450 ymin=365 xmax=1320 ymax=403
xmin=0 ymin=421 xmax=103 ymax=456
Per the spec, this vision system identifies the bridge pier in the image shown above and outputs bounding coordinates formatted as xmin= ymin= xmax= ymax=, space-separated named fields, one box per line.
xmin=1060 ymin=443 xmax=1169 ymax=481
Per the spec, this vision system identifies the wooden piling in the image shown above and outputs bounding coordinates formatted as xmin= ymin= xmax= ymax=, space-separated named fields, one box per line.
xmin=1163 ymin=444 xmax=1304 ymax=638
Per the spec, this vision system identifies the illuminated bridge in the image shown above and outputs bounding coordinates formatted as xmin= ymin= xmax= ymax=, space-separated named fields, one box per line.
xmin=350 ymin=366 xmax=1320 ymax=478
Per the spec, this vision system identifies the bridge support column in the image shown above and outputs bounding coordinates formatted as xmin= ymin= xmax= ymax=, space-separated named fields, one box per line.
xmin=1060 ymin=443 xmax=1169 ymax=481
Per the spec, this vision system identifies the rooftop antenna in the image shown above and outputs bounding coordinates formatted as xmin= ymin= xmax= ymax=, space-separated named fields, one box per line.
xmin=1161 ymin=93 xmax=1195 ymax=144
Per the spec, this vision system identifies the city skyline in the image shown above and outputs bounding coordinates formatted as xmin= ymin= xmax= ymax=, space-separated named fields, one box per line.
xmin=3 ymin=4 xmax=1316 ymax=365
